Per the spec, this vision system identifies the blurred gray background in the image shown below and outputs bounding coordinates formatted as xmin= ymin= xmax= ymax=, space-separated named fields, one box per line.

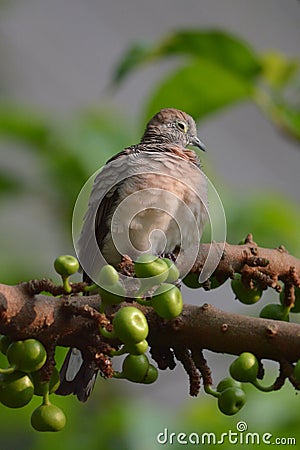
xmin=1 ymin=0 xmax=299 ymax=225
xmin=0 ymin=0 xmax=300 ymax=406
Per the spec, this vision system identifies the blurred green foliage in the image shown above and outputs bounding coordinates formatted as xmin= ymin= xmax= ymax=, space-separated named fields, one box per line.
xmin=1 ymin=27 xmax=300 ymax=450
xmin=226 ymin=192 xmax=300 ymax=256
xmin=114 ymin=29 xmax=300 ymax=139
xmin=1 ymin=371 xmax=300 ymax=450
xmin=0 ymin=106 xmax=134 ymax=223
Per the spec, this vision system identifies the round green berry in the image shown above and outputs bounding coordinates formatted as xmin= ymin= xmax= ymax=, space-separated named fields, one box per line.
xmin=182 ymin=273 xmax=202 ymax=289
xmin=280 ymin=287 xmax=300 ymax=313
xmin=142 ymin=364 xmax=159 ymax=384
xmin=99 ymin=282 xmax=126 ymax=306
xmin=98 ymin=265 xmax=119 ymax=286
xmin=231 ymin=274 xmax=262 ymax=305
xmin=218 ymin=387 xmax=246 ymax=415
xmin=134 ymin=254 xmax=169 ymax=284
xmin=259 ymin=304 xmax=289 ymax=321
xmin=123 ymin=339 xmax=149 ymax=355
xmin=113 ymin=306 xmax=149 ymax=344
xmin=0 ymin=371 xmax=34 ymax=408
xmin=31 ymin=367 xmax=60 ymax=396
xmin=31 ymin=404 xmax=66 ymax=432
xmin=161 ymin=258 xmax=180 ymax=283
xmin=209 ymin=276 xmax=226 ymax=289
xmin=229 ymin=352 xmax=259 ymax=383
xmin=0 ymin=335 xmax=12 ymax=355
xmin=121 ymin=354 xmax=149 ymax=382
xmin=216 ymin=377 xmax=242 ymax=393
xmin=7 ymin=339 xmax=47 ymax=373
xmin=54 ymin=255 xmax=79 ymax=278
xmin=151 ymin=283 xmax=183 ymax=319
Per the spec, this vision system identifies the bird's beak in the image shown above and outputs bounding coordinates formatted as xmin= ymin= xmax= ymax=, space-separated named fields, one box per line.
xmin=190 ymin=135 xmax=206 ymax=152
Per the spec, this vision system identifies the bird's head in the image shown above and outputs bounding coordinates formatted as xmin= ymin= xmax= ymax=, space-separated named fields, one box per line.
xmin=141 ymin=108 xmax=206 ymax=151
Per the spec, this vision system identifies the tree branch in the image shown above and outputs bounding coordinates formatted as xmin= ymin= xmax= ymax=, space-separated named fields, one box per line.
xmin=193 ymin=235 xmax=300 ymax=289
xmin=1 ymin=238 xmax=300 ymax=392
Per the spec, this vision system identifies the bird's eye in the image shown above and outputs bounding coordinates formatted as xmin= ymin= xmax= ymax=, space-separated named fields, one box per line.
xmin=176 ymin=121 xmax=188 ymax=133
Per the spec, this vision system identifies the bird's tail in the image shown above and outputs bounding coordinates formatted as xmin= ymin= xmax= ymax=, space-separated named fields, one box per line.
xmin=56 ymin=348 xmax=98 ymax=402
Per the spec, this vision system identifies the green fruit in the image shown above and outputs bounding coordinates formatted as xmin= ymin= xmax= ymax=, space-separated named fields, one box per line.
xmin=123 ymin=340 xmax=149 ymax=355
xmin=31 ymin=404 xmax=66 ymax=432
xmin=293 ymin=360 xmax=300 ymax=383
xmin=143 ymin=364 xmax=159 ymax=384
xmin=31 ymin=367 xmax=60 ymax=396
xmin=182 ymin=273 xmax=202 ymax=289
xmin=113 ymin=306 xmax=149 ymax=344
xmin=209 ymin=276 xmax=226 ymax=289
xmin=121 ymin=354 xmax=149 ymax=382
xmin=161 ymin=258 xmax=180 ymax=283
xmin=259 ymin=304 xmax=289 ymax=321
xmin=231 ymin=274 xmax=262 ymax=305
xmin=0 ymin=335 xmax=12 ymax=355
xmin=54 ymin=255 xmax=79 ymax=278
xmin=294 ymin=287 xmax=300 ymax=311
xmin=218 ymin=387 xmax=246 ymax=415
xmin=134 ymin=254 xmax=169 ymax=284
xmin=229 ymin=352 xmax=259 ymax=383
xmin=216 ymin=377 xmax=242 ymax=393
xmin=7 ymin=339 xmax=47 ymax=373
xmin=98 ymin=265 xmax=119 ymax=286
xmin=0 ymin=371 xmax=34 ymax=408
xmin=151 ymin=283 xmax=183 ymax=319
xmin=280 ymin=287 xmax=300 ymax=313
xmin=99 ymin=282 xmax=126 ymax=306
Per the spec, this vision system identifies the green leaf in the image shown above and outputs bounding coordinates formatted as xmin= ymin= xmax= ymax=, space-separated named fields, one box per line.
xmin=62 ymin=109 xmax=134 ymax=173
xmin=261 ymin=51 xmax=298 ymax=88
xmin=254 ymin=90 xmax=300 ymax=141
xmin=0 ymin=106 xmax=49 ymax=146
xmin=0 ymin=172 xmax=23 ymax=197
xmin=112 ymin=42 xmax=154 ymax=85
xmin=145 ymin=60 xmax=252 ymax=121
xmin=226 ymin=194 xmax=300 ymax=257
xmin=156 ymin=30 xmax=261 ymax=78
xmin=112 ymin=29 xmax=261 ymax=86
xmin=273 ymin=103 xmax=300 ymax=140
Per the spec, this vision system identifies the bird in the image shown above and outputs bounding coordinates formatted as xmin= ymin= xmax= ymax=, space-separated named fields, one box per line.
xmin=56 ymin=108 xmax=208 ymax=401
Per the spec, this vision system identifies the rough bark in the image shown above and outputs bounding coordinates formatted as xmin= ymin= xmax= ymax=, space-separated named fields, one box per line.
xmin=1 ymin=238 xmax=300 ymax=394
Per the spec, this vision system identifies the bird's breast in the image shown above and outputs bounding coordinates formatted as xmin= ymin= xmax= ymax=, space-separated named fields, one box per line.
xmin=103 ymin=152 xmax=208 ymax=261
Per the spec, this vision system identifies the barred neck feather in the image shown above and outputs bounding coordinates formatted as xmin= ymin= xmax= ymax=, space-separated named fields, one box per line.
xmin=141 ymin=127 xmax=190 ymax=148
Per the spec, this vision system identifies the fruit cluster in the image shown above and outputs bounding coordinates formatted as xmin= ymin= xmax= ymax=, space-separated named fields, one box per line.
xmin=53 ymin=254 xmax=300 ymax=418
xmin=183 ymin=264 xmax=300 ymax=323
xmin=96 ymin=255 xmax=182 ymax=317
xmin=0 ymin=336 xmax=65 ymax=432
xmin=54 ymin=255 xmax=182 ymax=387
xmin=232 ymin=274 xmax=300 ymax=321
xmin=97 ymin=255 xmax=183 ymax=384
xmin=181 ymin=265 xmax=300 ymax=415
xmin=207 ymin=350 xmax=300 ymax=415
xmin=2 ymin=253 xmax=298 ymax=430
xmin=215 ymin=377 xmax=246 ymax=416
xmin=54 ymin=254 xmax=79 ymax=293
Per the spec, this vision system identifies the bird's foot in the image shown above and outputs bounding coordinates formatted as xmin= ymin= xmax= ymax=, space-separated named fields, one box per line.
xmin=161 ymin=251 xmax=177 ymax=262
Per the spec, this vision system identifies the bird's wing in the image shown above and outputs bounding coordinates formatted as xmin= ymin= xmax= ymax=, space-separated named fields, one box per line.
xmin=77 ymin=146 xmax=207 ymax=281
xmin=56 ymin=348 xmax=98 ymax=402
xmin=77 ymin=151 xmax=129 ymax=281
